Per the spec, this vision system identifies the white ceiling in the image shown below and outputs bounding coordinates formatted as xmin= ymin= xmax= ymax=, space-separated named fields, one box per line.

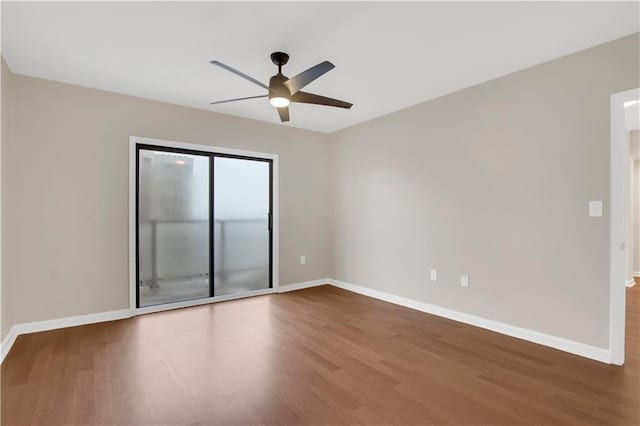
xmin=2 ymin=2 xmax=638 ymax=133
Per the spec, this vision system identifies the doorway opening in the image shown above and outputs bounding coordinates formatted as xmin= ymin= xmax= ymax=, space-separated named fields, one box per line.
xmin=610 ymin=88 xmax=640 ymax=365
xmin=628 ymin=127 xmax=640 ymax=290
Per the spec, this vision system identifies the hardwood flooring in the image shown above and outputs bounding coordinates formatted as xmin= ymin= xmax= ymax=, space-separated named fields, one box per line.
xmin=2 ymin=284 xmax=639 ymax=425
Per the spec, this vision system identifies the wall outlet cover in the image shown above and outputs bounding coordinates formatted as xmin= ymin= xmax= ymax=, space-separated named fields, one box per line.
xmin=461 ymin=275 xmax=470 ymax=288
xmin=589 ymin=201 xmax=603 ymax=217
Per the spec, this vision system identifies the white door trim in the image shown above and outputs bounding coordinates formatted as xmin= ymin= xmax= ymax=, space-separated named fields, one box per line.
xmin=128 ymin=136 xmax=279 ymax=314
xmin=610 ymin=88 xmax=640 ymax=365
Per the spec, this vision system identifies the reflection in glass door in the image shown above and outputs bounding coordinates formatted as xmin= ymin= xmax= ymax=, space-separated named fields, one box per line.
xmin=136 ymin=144 xmax=273 ymax=308
xmin=214 ymin=157 xmax=271 ymax=296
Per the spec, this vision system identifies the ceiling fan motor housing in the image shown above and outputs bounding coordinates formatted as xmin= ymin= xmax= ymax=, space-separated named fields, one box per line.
xmin=269 ymin=73 xmax=290 ymax=100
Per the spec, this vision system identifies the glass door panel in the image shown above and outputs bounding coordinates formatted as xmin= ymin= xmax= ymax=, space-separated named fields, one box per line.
xmin=138 ymin=149 xmax=210 ymax=307
xmin=214 ymin=157 xmax=271 ymax=296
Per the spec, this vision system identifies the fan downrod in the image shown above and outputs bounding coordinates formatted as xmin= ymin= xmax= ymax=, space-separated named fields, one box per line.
xmin=270 ymin=52 xmax=289 ymax=73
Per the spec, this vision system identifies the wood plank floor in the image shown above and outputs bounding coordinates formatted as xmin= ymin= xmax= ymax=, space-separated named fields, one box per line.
xmin=2 ymin=284 xmax=638 ymax=425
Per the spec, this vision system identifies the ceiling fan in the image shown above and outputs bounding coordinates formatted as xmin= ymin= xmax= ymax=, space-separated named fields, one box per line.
xmin=209 ymin=52 xmax=353 ymax=123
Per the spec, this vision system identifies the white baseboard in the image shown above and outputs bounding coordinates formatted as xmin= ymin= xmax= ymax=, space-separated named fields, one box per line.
xmin=634 ymin=272 xmax=640 ymax=277
xmin=0 ymin=328 xmax=19 ymax=364
xmin=278 ymin=278 xmax=330 ymax=293
xmin=327 ymin=279 xmax=612 ymax=364
xmin=0 ymin=277 xmax=613 ymax=365
xmin=1 ymin=309 xmax=132 ymax=364
xmin=627 ymin=278 xmax=637 ymax=288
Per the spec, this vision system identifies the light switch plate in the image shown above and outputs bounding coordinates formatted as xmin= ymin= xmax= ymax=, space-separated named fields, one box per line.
xmin=461 ymin=275 xmax=470 ymax=288
xmin=300 ymin=255 xmax=306 ymax=265
xmin=430 ymin=269 xmax=438 ymax=282
xmin=589 ymin=201 xmax=603 ymax=217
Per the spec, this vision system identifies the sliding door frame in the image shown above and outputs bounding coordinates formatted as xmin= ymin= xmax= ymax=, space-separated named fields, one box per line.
xmin=129 ymin=136 xmax=279 ymax=315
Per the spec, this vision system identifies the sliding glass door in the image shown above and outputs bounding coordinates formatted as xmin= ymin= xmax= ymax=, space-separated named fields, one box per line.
xmin=136 ymin=144 xmax=272 ymax=308
xmin=214 ymin=157 xmax=271 ymax=296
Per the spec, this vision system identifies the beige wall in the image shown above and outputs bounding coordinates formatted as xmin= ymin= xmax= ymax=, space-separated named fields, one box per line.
xmin=1 ymin=66 xmax=332 ymax=338
xmin=329 ymin=34 xmax=639 ymax=349
xmin=2 ymin=33 xmax=639 ymax=350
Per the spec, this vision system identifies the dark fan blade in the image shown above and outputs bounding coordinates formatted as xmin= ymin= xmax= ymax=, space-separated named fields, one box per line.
xmin=283 ymin=61 xmax=335 ymax=95
xmin=290 ymin=91 xmax=352 ymax=109
xmin=210 ymin=60 xmax=269 ymax=90
xmin=277 ymin=106 xmax=290 ymax=122
xmin=210 ymin=95 xmax=267 ymax=105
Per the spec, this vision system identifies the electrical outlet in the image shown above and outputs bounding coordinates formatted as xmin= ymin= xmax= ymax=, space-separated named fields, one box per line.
xmin=300 ymin=255 xmax=306 ymax=265
xmin=430 ymin=269 xmax=438 ymax=282
xmin=460 ymin=274 xmax=470 ymax=288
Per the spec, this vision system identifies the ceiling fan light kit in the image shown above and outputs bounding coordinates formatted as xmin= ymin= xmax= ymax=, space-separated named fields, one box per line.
xmin=210 ymin=51 xmax=352 ymax=123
